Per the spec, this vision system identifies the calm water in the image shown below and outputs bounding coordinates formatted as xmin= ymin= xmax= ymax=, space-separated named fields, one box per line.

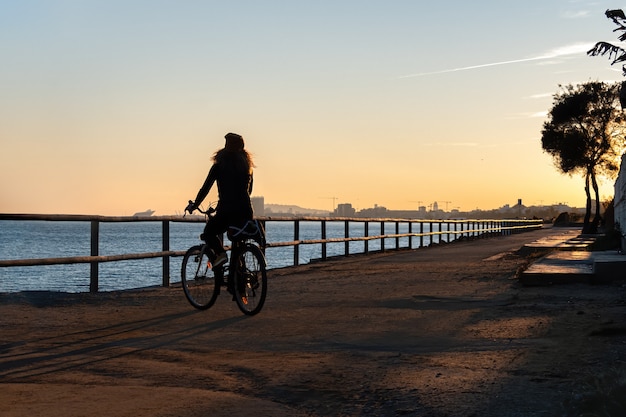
xmin=0 ymin=219 xmax=446 ymax=293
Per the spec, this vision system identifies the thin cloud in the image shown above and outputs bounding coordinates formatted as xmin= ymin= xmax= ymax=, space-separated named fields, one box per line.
xmin=527 ymin=92 xmax=554 ymax=99
xmin=424 ymin=142 xmax=479 ymax=147
xmin=560 ymin=10 xmax=590 ymax=19
xmin=399 ymin=42 xmax=595 ymax=78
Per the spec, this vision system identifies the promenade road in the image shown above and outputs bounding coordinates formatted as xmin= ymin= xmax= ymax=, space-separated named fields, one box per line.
xmin=1 ymin=226 xmax=625 ymax=417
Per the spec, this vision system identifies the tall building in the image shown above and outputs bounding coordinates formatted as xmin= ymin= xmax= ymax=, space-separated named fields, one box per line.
xmin=251 ymin=196 xmax=265 ymax=216
xmin=335 ymin=203 xmax=356 ymax=217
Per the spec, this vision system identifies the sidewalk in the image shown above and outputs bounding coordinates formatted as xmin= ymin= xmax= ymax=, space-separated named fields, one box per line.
xmin=520 ymin=227 xmax=626 ymax=285
xmin=1 ymin=226 xmax=625 ymax=417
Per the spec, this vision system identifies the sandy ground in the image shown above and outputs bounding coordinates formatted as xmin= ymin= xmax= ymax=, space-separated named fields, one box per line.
xmin=1 ymin=227 xmax=625 ymax=417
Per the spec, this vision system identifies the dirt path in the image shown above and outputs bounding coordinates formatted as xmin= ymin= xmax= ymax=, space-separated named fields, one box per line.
xmin=1 ymin=227 xmax=625 ymax=416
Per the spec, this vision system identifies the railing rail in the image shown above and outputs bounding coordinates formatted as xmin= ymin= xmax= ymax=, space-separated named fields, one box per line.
xmin=0 ymin=213 xmax=542 ymax=292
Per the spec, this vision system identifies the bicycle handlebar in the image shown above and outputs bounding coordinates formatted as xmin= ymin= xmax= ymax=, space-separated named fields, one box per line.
xmin=184 ymin=200 xmax=215 ymax=217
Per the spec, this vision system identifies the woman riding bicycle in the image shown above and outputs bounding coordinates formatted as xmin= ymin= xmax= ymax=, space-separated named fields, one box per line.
xmin=186 ymin=132 xmax=254 ymax=270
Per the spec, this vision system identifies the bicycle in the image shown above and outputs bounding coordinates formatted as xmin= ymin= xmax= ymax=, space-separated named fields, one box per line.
xmin=181 ymin=202 xmax=268 ymax=315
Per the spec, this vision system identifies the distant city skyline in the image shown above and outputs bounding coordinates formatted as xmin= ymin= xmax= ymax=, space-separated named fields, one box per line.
xmin=262 ymin=197 xmax=585 ymax=215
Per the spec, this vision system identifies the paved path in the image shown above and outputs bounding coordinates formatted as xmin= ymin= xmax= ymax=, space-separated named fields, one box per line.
xmin=1 ymin=226 xmax=625 ymax=417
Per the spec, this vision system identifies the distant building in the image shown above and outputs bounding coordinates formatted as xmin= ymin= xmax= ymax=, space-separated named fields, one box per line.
xmin=335 ymin=203 xmax=356 ymax=217
xmin=251 ymin=196 xmax=265 ymax=216
xmin=358 ymin=205 xmax=389 ymax=218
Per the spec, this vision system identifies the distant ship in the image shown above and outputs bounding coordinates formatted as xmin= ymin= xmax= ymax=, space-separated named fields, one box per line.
xmin=133 ymin=209 xmax=155 ymax=217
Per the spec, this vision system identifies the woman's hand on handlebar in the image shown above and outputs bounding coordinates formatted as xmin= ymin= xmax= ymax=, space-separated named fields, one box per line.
xmin=184 ymin=200 xmax=215 ymax=217
xmin=185 ymin=200 xmax=197 ymax=215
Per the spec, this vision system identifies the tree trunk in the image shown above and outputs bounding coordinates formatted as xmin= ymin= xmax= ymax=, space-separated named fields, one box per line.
xmin=582 ymin=172 xmax=594 ymax=234
xmin=591 ymin=169 xmax=602 ymax=233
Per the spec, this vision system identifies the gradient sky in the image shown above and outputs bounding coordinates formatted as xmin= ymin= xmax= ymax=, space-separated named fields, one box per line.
xmin=2 ymin=0 xmax=625 ymax=215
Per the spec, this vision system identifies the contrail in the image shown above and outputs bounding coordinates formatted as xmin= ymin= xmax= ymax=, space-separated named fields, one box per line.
xmin=399 ymin=42 xmax=594 ymax=78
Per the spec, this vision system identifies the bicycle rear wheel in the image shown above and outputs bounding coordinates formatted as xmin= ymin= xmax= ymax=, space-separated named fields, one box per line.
xmin=181 ymin=245 xmax=219 ymax=310
xmin=232 ymin=244 xmax=267 ymax=315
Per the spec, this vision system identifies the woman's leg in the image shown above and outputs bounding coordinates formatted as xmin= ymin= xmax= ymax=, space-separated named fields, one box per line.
xmin=203 ymin=215 xmax=228 ymax=259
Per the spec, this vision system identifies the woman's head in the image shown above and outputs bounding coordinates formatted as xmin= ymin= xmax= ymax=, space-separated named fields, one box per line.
xmin=224 ymin=132 xmax=244 ymax=151
xmin=214 ymin=132 xmax=254 ymax=171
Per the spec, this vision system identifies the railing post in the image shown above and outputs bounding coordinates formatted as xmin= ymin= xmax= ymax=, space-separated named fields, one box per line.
xmin=395 ymin=221 xmax=400 ymax=249
xmin=364 ymin=221 xmax=369 ymax=254
xmin=438 ymin=221 xmax=442 ymax=244
xmin=380 ymin=221 xmax=385 ymax=252
xmin=90 ymin=220 xmax=99 ymax=293
xmin=162 ymin=220 xmax=170 ymax=287
xmin=294 ymin=220 xmax=300 ymax=266
xmin=321 ymin=220 xmax=327 ymax=260
xmin=344 ymin=220 xmax=350 ymax=256
xmin=420 ymin=222 xmax=424 ymax=248
xmin=409 ymin=221 xmax=413 ymax=249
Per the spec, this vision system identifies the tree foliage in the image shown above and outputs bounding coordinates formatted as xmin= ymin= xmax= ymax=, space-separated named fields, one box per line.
xmin=588 ymin=9 xmax=626 ymax=76
xmin=541 ymin=82 xmax=626 ymax=233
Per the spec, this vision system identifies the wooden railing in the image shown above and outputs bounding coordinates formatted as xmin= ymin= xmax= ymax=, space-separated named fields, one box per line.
xmin=0 ymin=213 xmax=542 ymax=292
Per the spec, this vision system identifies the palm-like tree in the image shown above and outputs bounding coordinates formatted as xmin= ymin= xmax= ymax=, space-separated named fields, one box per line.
xmin=588 ymin=9 xmax=626 ymax=107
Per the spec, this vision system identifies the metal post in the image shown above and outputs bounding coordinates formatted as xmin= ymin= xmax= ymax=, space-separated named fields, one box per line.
xmin=321 ymin=220 xmax=327 ymax=260
xmin=364 ymin=221 xmax=369 ymax=254
xmin=380 ymin=221 xmax=385 ymax=252
xmin=162 ymin=220 xmax=170 ymax=287
xmin=344 ymin=220 xmax=350 ymax=256
xmin=395 ymin=221 xmax=400 ymax=249
xmin=294 ymin=220 xmax=300 ymax=266
xmin=90 ymin=220 xmax=99 ymax=293
xmin=438 ymin=222 xmax=442 ymax=244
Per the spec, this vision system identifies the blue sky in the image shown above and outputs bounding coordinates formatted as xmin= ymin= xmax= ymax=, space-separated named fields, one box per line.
xmin=1 ymin=0 xmax=624 ymax=215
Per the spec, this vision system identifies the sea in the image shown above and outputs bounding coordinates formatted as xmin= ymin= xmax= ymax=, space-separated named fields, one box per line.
xmin=0 ymin=219 xmax=444 ymax=293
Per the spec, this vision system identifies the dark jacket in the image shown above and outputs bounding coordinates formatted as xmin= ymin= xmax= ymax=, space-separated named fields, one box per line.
xmin=194 ymin=150 xmax=253 ymax=220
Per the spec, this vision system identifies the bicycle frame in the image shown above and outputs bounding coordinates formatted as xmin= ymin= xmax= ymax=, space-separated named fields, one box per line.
xmin=182 ymin=202 xmax=268 ymax=315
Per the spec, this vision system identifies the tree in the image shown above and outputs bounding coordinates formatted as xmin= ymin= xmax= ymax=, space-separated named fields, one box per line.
xmin=588 ymin=9 xmax=626 ymax=107
xmin=541 ymin=82 xmax=626 ymax=233
xmin=588 ymin=10 xmax=626 ymax=74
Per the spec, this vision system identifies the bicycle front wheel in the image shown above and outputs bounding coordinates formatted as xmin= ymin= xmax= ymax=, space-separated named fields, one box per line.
xmin=232 ymin=244 xmax=267 ymax=315
xmin=181 ymin=245 xmax=219 ymax=310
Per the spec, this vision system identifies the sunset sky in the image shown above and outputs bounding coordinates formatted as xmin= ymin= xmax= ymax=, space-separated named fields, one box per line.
xmin=2 ymin=0 xmax=625 ymax=215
